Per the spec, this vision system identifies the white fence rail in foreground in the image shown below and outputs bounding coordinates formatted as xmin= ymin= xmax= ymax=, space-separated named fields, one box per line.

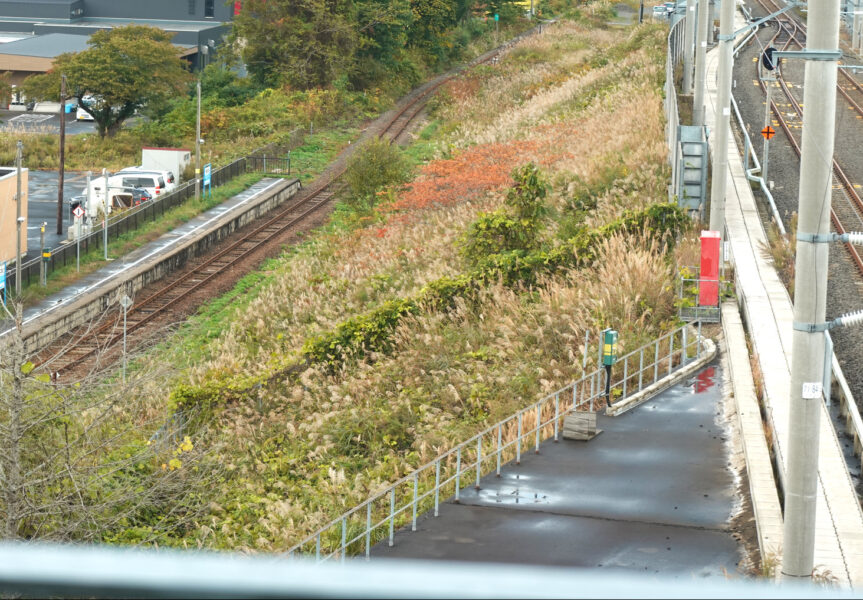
xmin=287 ymin=322 xmax=709 ymax=562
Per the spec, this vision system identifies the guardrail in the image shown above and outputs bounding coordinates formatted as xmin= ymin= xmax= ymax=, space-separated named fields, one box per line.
xmin=287 ymin=322 xmax=708 ymax=562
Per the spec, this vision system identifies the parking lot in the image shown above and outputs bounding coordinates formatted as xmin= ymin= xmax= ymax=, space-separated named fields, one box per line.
xmin=0 ymin=110 xmax=97 ymax=135
xmin=23 ymin=170 xmax=90 ymax=260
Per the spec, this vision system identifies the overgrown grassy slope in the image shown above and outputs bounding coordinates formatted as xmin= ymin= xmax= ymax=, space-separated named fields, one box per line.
xmin=109 ymin=9 xmax=701 ymax=550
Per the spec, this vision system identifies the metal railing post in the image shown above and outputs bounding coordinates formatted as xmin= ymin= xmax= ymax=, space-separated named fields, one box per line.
xmin=697 ymin=320 xmax=702 ymax=355
xmin=654 ymin=340 xmax=660 ymax=382
xmin=682 ymin=326 xmax=689 ymax=365
xmin=434 ymin=461 xmax=441 ymax=516
xmin=365 ymin=503 xmax=371 ymax=559
xmin=623 ymin=356 xmax=628 ymax=399
xmin=475 ymin=437 xmax=482 ymax=489
xmin=639 ymin=348 xmax=644 ymax=391
xmin=516 ymin=413 xmax=522 ymax=464
xmin=535 ymin=404 xmax=540 ymax=453
xmin=389 ymin=489 xmax=395 ymax=545
xmin=411 ymin=474 xmax=418 ymax=531
xmin=455 ymin=448 xmax=462 ymax=502
xmin=668 ymin=332 xmax=674 ymax=374
xmin=340 ymin=517 xmax=347 ymax=563
xmin=316 ymin=533 xmax=321 ymax=561
xmin=554 ymin=393 xmax=560 ymax=441
xmin=496 ymin=425 xmax=502 ymax=476
xmin=572 ymin=381 xmax=577 ymax=410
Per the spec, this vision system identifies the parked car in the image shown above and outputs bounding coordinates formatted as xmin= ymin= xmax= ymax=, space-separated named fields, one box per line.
xmin=108 ymin=172 xmax=167 ymax=198
xmin=112 ymin=187 xmax=152 ymax=208
xmin=653 ymin=5 xmax=669 ymax=17
xmin=76 ymin=94 xmax=97 ymax=121
xmin=119 ymin=167 xmax=177 ymax=193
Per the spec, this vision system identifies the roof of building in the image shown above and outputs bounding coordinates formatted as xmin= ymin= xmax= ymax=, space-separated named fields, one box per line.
xmin=0 ymin=32 xmax=88 ymax=56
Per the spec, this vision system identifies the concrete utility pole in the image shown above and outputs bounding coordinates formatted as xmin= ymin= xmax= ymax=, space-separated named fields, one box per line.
xmin=57 ymin=74 xmax=66 ymax=236
xmin=684 ymin=0 xmax=697 ymax=93
xmin=708 ymin=0 xmax=735 ymax=236
xmin=692 ymin=0 xmax=711 ymax=125
xmin=14 ymin=140 xmax=22 ymax=296
xmin=782 ymin=0 xmax=841 ymax=581
xmin=195 ymin=80 xmax=201 ymax=203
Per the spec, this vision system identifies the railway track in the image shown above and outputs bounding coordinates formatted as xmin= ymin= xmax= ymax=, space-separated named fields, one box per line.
xmin=31 ymin=31 xmax=536 ymax=377
xmin=752 ymin=0 xmax=863 ymax=277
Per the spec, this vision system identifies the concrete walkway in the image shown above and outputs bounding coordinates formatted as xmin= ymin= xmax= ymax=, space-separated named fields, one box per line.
xmin=704 ymin=14 xmax=863 ymax=586
xmin=373 ymin=363 xmax=747 ymax=579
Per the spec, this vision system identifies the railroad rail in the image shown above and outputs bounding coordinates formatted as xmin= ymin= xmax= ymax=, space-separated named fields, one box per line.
xmin=31 ymin=25 xmax=547 ymax=375
xmin=752 ymin=0 xmax=863 ymax=278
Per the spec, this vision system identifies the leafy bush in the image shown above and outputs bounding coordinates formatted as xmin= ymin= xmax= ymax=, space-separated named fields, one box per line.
xmin=461 ymin=163 xmax=548 ymax=266
xmin=344 ymin=138 xmax=412 ymax=209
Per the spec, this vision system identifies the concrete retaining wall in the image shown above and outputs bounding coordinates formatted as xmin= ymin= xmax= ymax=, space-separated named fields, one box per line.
xmin=22 ymin=178 xmax=301 ymax=354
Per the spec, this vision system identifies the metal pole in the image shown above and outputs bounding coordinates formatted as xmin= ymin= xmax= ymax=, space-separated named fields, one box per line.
xmin=195 ymin=80 xmax=201 ymax=203
xmin=39 ymin=223 xmax=45 ymax=286
xmin=102 ymin=168 xmax=108 ymax=260
xmin=693 ymin=0 xmax=711 ymax=125
xmin=782 ymin=0 xmax=840 ymax=581
xmin=15 ymin=140 xmax=22 ymax=296
xmin=708 ymin=0 xmax=735 ymax=237
xmin=762 ymin=74 xmax=774 ymax=183
xmin=122 ymin=301 xmax=128 ymax=383
xmin=684 ymin=0 xmax=697 ymax=93
xmin=57 ymin=74 xmax=66 ymax=236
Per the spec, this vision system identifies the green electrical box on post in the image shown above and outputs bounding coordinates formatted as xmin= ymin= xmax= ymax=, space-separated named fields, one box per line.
xmin=602 ymin=329 xmax=618 ymax=366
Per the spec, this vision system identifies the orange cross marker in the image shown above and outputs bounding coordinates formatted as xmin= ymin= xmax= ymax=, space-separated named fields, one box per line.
xmin=761 ymin=125 xmax=776 ymax=140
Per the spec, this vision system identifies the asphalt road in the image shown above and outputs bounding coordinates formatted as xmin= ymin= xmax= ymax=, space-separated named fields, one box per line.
xmin=0 ymin=110 xmax=97 ymax=135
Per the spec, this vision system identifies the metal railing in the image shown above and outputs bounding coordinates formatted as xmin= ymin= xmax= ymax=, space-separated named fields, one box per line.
xmin=664 ymin=16 xmax=685 ymax=203
xmin=287 ymin=323 xmax=707 ymax=562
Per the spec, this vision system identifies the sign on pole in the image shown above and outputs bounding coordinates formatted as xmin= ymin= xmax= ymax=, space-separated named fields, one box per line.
xmin=73 ymin=205 xmax=85 ymax=219
xmin=203 ymin=163 xmax=212 ymax=198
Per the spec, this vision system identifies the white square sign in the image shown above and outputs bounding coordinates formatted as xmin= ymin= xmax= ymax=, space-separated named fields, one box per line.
xmin=802 ymin=382 xmax=823 ymax=399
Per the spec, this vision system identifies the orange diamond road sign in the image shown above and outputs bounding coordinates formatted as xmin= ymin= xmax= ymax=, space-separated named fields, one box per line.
xmin=761 ymin=125 xmax=776 ymax=140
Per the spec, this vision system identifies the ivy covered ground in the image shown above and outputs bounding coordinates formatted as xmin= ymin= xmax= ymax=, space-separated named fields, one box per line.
xmin=107 ymin=5 xmax=704 ymax=550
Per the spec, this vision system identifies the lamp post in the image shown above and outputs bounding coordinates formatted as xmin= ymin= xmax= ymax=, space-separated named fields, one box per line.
xmin=195 ymin=79 xmax=201 ymax=203
xmin=102 ymin=168 xmax=108 ymax=260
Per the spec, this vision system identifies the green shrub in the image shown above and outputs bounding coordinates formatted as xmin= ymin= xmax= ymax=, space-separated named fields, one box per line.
xmin=344 ymin=138 xmax=413 ymax=209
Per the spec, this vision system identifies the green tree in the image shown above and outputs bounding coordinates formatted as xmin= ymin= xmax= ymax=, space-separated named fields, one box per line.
xmin=0 ymin=72 xmax=11 ymax=108
xmin=21 ymin=25 xmax=192 ymax=138
xmin=233 ymin=0 xmax=357 ymax=89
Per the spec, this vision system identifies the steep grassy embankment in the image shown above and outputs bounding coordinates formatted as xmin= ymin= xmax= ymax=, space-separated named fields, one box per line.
xmin=105 ymin=8 xmax=701 ymax=550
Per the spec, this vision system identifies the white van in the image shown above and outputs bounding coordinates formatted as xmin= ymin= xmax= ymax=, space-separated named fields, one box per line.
xmin=109 ymin=172 xmax=168 ymax=198
xmin=118 ymin=167 xmax=177 ymax=193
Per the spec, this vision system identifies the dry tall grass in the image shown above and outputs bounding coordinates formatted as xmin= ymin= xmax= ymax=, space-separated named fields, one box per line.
xmin=104 ymin=14 xmax=689 ymax=551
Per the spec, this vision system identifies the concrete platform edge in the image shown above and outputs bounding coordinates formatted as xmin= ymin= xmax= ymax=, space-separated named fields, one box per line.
xmin=720 ymin=300 xmax=784 ymax=578
xmin=19 ymin=178 xmax=301 ymax=354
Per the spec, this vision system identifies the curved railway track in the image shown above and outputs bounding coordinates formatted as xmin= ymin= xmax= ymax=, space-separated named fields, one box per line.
xmin=752 ymin=0 xmax=863 ymax=277
xmin=31 ymin=33 xmax=536 ymax=376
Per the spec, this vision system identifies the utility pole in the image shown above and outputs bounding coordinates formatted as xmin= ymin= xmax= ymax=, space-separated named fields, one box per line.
xmin=102 ymin=169 xmax=108 ymax=260
xmin=57 ymin=74 xmax=66 ymax=236
xmin=195 ymin=79 xmax=201 ymax=203
xmin=782 ymin=0 xmax=841 ymax=581
xmin=692 ymin=0 xmax=711 ymax=125
xmin=39 ymin=222 xmax=46 ymax=287
xmin=708 ymin=0 xmax=735 ymax=236
xmin=14 ymin=140 xmax=22 ymax=296
xmin=684 ymin=0 xmax=697 ymax=93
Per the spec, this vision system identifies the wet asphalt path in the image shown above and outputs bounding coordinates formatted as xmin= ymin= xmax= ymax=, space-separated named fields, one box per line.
xmin=372 ymin=363 xmax=745 ymax=579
